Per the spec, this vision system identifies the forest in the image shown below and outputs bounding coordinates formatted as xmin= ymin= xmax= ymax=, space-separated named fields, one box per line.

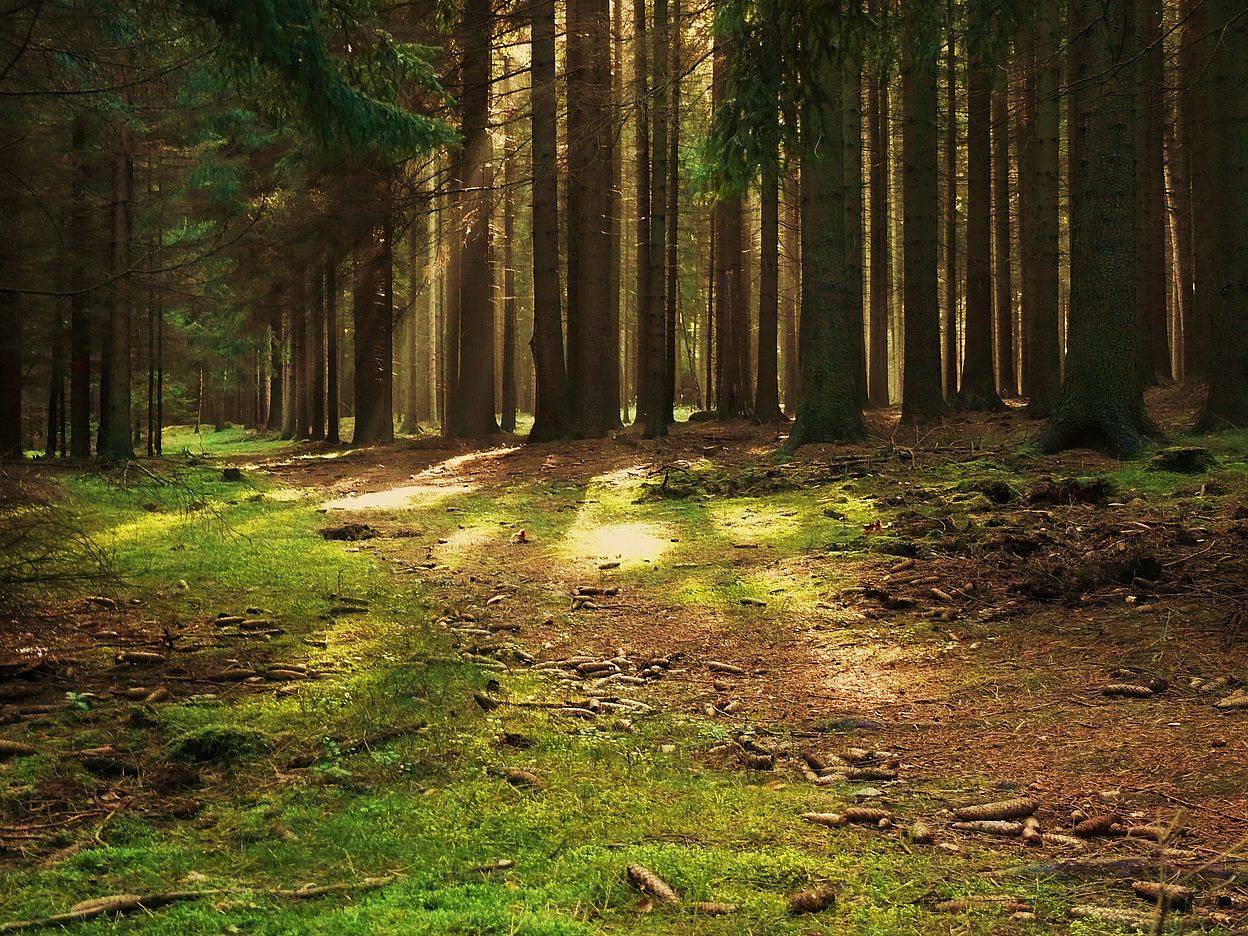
xmin=2 ymin=0 xmax=1248 ymax=933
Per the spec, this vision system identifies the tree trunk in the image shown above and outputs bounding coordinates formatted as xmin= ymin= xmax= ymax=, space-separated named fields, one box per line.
xmin=1039 ymin=0 xmax=1150 ymax=456
xmin=608 ymin=0 xmax=624 ymax=425
xmin=788 ymin=57 xmax=865 ymax=447
xmin=528 ymin=0 xmax=572 ymax=442
xmin=293 ymin=270 xmax=309 ymax=439
xmin=1164 ymin=124 xmax=1193 ymax=385
xmin=1180 ymin=0 xmax=1212 ymax=380
xmin=845 ymin=53 xmax=866 ymax=407
xmin=992 ymin=76 xmax=1016 ymax=396
xmin=632 ymin=0 xmax=652 ymax=426
xmin=1197 ymin=0 xmax=1248 ymax=427
xmin=663 ymin=0 xmax=681 ymax=422
xmin=755 ymin=160 xmax=783 ymax=421
xmin=281 ymin=298 xmax=296 ymax=440
xmin=267 ymin=297 xmax=283 ymax=433
xmin=1023 ymin=0 xmax=1062 ymax=416
xmin=502 ymin=151 xmax=517 ymax=433
xmin=442 ymin=155 xmax=463 ymax=435
xmin=958 ymin=25 xmax=1004 ymax=411
xmin=414 ymin=215 xmax=432 ymax=423
xmin=451 ymin=0 xmax=499 ymax=438
xmin=69 ymin=115 xmax=92 ymax=457
xmin=310 ymin=262 xmax=326 ymax=440
xmin=0 ymin=187 xmax=18 ymax=457
xmin=353 ymin=222 xmax=395 ymax=446
xmin=782 ymin=170 xmax=801 ymax=412
xmin=566 ymin=0 xmax=615 ymax=437
xmin=101 ymin=131 xmax=134 ymax=460
xmin=1136 ymin=0 xmax=1169 ymax=383
xmin=642 ymin=0 xmax=669 ymax=437
xmin=901 ymin=11 xmax=944 ymax=423
xmin=942 ymin=31 xmax=959 ymax=398
xmin=325 ymin=260 xmax=340 ymax=443
xmin=867 ymin=66 xmax=891 ymax=408
xmin=705 ymin=216 xmax=715 ymax=408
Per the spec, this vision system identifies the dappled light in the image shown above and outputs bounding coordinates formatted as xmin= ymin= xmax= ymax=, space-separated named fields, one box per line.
xmin=323 ymin=481 xmax=474 ymax=511
xmin=4 ymin=0 xmax=1248 ymax=926
xmin=563 ymin=520 xmax=671 ymax=567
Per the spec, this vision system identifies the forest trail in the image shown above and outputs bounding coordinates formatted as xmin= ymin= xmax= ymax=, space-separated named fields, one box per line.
xmin=4 ymin=394 xmax=1248 ymax=934
xmin=263 ymin=399 xmax=1248 ymax=856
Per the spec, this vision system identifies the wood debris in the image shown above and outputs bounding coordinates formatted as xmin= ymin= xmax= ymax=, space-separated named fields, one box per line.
xmin=502 ymin=768 xmax=543 ymax=789
xmin=1069 ymin=905 xmax=1154 ymax=931
xmin=1074 ymin=814 xmax=1123 ymax=838
xmin=906 ymin=820 xmax=935 ymax=844
xmin=0 ymin=740 xmax=38 ymax=759
xmin=115 ymin=651 xmax=167 ymax=665
xmin=787 ymin=883 xmax=837 ymax=914
xmin=626 ymin=864 xmax=679 ymax=904
xmin=1102 ymin=683 xmax=1155 ymax=698
xmin=952 ymin=797 xmax=1038 ymax=822
xmin=1130 ymin=880 xmax=1193 ymax=910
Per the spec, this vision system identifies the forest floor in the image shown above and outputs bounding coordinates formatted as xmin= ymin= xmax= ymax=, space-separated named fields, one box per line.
xmin=2 ymin=387 xmax=1248 ymax=934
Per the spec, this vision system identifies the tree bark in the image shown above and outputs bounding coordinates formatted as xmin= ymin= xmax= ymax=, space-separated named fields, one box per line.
xmin=782 ymin=170 xmax=801 ymax=412
xmin=1197 ymin=0 xmax=1248 ymax=428
xmin=632 ymin=0 xmax=652 ymax=426
xmin=69 ymin=115 xmax=92 ymax=457
xmin=501 ymin=151 xmax=517 ymax=433
xmin=452 ymin=0 xmax=499 ymax=438
xmin=846 ymin=52 xmax=866 ymax=407
xmin=663 ymin=0 xmax=681 ymax=422
xmin=566 ymin=0 xmax=615 ymax=437
xmin=942 ymin=30 xmax=959 ymax=399
xmin=528 ymin=0 xmax=572 ymax=442
xmin=325 ymin=260 xmax=340 ymax=443
xmin=755 ymin=161 xmax=783 ymax=421
xmin=643 ymin=0 xmax=669 ymax=437
xmin=1180 ymin=0 xmax=1212 ymax=380
xmin=310 ymin=262 xmax=326 ymax=440
xmin=788 ymin=56 xmax=865 ymax=447
xmin=353 ymin=222 xmax=395 ymax=446
xmin=867 ymin=66 xmax=891 ymax=408
xmin=101 ymin=130 xmax=134 ymax=459
xmin=991 ymin=76 xmax=1016 ymax=396
xmin=1039 ymin=0 xmax=1151 ymax=457
xmin=1136 ymin=0 xmax=1169 ymax=383
xmin=901 ymin=9 xmax=944 ymax=423
xmin=267 ymin=295 xmax=283 ymax=433
xmin=293 ymin=270 xmax=310 ymax=439
xmin=958 ymin=22 xmax=1004 ymax=411
xmin=1023 ymin=0 xmax=1062 ymax=416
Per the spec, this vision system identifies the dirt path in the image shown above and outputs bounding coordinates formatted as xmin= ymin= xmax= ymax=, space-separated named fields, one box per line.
xmin=260 ymin=405 xmax=1248 ymax=872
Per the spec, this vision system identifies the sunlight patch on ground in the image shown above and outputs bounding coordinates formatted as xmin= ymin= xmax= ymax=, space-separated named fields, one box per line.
xmin=563 ymin=520 xmax=671 ymax=566
xmin=707 ymin=502 xmax=802 ymax=546
xmin=322 ymin=482 xmax=473 ymax=511
xmin=435 ymin=524 xmax=503 ymax=565
xmin=319 ymin=446 xmax=521 ymax=511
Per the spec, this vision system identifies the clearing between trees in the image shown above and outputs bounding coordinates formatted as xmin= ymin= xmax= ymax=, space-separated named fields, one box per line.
xmin=2 ymin=397 xmax=1247 ymax=934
